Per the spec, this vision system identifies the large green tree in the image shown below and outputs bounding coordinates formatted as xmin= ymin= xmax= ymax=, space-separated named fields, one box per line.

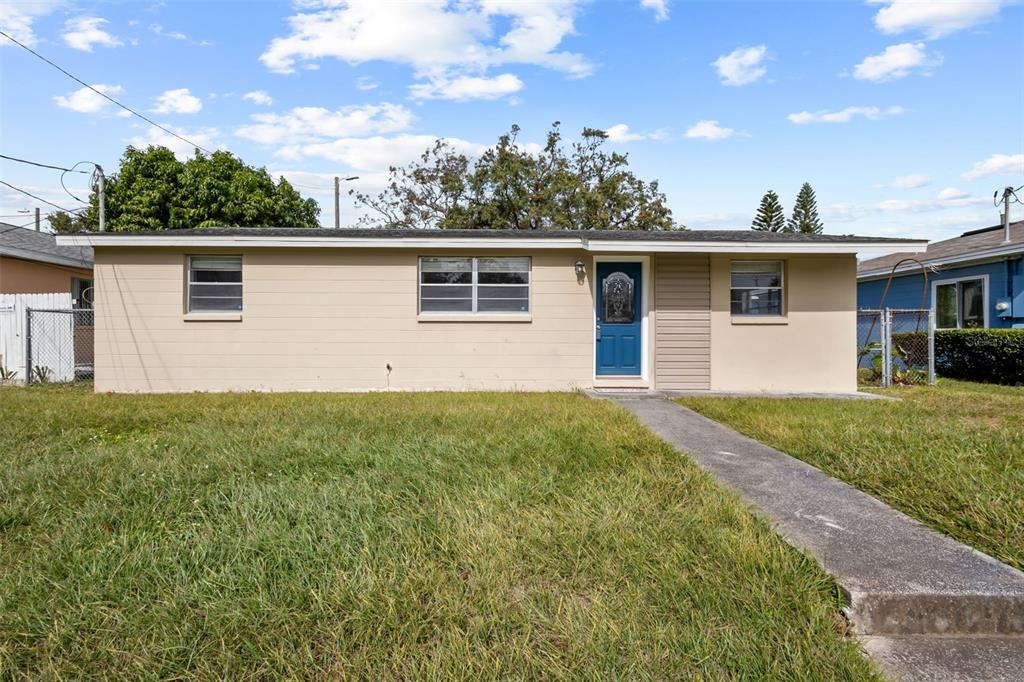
xmin=52 ymin=146 xmax=320 ymax=232
xmin=751 ymin=190 xmax=787 ymax=232
xmin=352 ymin=123 xmax=678 ymax=230
xmin=787 ymin=182 xmax=824 ymax=234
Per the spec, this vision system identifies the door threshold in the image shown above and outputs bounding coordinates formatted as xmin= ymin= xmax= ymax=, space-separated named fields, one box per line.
xmin=593 ymin=377 xmax=649 ymax=389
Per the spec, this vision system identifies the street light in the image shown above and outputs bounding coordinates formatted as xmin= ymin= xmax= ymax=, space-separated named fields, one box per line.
xmin=334 ymin=175 xmax=360 ymax=228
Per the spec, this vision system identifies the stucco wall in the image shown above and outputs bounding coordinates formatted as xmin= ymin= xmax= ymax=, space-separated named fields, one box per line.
xmin=709 ymin=254 xmax=858 ymax=393
xmin=93 ymin=247 xmax=860 ymax=394
xmin=92 ymin=247 xmax=594 ymax=392
xmin=0 ymin=256 xmax=92 ymax=294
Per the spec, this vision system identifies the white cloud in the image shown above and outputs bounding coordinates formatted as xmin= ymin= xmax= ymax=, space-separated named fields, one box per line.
xmin=961 ymin=153 xmax=1024 ymax=181
xmin=62 ymin=16 xmax=122 ymax=52
xmin=150 ymin=23 xmax=214 ymax=46
xmin=875 ymin=192 xmax=986 ymax=212
xmin=788 ymin=105 xmax=903 ymax=124
xmin=242 ymin=90 xmax=274 ymax=106
xmin=127 ymin=125 xmax=222 ymax=161
xmin=601 ymin=124 xmax=669 ymax=143
xmin=151 ymin=88 xmax=203 ymax=115
xmin=822 ymin=202 xmax=870 ymax=224
xmin=355 ymin=76 xmax=379 ymax=91
xmin=259 ymin=0 xmax=592 ymax=100
xmin=409 ymin=73 xmax=523 ymax=101
xmin=832 ymin=191 xmax=986 ymax=220
xmin=853 ymin=42 xmax=941 ymax=81
xmin=872 ymin=0 xmax=1010 ymax=39
xmin=882 ymin=173 xmax=932 ymax=189
xmin=282 ymin=134 xmax=488 ymax=171
xmin=712 ymin=45 xmax=767 ymax=86
xmin=604 ymin=124 xmax=645 ymax=143
xmin=684 ymin=119 xmax=737 ymax=140
xmin=0 ymin=1 xmax=60 ymax=47
xmin=937 ymin=187 xmax=969 ymax=201
xmin=53 ymin=84 xmax=123 ymax=114
xmin=235 ymin=103 xmax=414 ymax=145
xmin=641 ymin=0 xmax=669 ymax=22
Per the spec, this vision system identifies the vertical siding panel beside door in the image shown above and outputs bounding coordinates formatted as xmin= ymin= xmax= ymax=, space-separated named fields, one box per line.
xmin=654 ymin=254 xmax=711 ymax=390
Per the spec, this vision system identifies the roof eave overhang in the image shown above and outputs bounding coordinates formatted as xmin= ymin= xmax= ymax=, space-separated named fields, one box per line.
xmin=0 ymin=246 xmax=93 ymax=269
xmin=857 ymin=243 xmax=1024 ymax=280
xmin=56 ymin=234 xmax=928 ymax=255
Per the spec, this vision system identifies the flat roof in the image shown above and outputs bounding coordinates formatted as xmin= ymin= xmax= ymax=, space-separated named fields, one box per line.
xmin=57 ymin=227 xmax=927 ymax=254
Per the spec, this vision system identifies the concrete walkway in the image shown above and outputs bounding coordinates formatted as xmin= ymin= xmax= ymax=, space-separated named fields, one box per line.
xmin=604 ymin=394 xmax=1024 ymax=681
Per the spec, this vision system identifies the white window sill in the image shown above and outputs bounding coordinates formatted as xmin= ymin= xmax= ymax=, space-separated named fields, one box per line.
xmin=418 ymin=313 xmax=532 ymax=323
xmin=731 ymin=315 xmax=788 ymax=325
xmin=184 ymin=313 xmax=242 ymax=322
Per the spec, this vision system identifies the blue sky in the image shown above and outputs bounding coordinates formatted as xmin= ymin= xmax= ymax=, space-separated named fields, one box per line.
xmin=1 ymin=0 xmax=1022 ymax=240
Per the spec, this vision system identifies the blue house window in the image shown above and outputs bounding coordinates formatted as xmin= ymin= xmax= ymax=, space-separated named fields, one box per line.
xmin=935 ymin=277 xmax=985 ymax=329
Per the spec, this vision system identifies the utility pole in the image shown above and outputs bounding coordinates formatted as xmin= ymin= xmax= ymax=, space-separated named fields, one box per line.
xmin=334 ymin=176 xmax=340 ymax=229
xmin=334 ymin=175 xmax=359 ymax=229
xmin=1001 ymin=185 xmax=1012 ymax=244
xmin=95 ymin=165 xmax=106 ymax=232
xmin=34 ymin=207 xmax=40 ymax=231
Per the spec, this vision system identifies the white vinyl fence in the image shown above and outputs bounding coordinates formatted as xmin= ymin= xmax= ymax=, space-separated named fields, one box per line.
xmin=0 ymin=293 xmax=73 ymax=382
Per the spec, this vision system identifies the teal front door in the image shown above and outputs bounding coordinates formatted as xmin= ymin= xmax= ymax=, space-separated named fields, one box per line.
xmin=596 ymin=262 xmax=642 ymax=376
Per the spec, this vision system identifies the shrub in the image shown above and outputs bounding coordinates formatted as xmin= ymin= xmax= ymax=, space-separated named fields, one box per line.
xmin=935 ymin=329 xmax=1024 ymax=385
xmin=890 ymin=331 xmax=929 ymax=369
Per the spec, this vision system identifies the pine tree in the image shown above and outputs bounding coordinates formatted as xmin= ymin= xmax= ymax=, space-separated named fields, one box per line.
xmin=751 ymin=190 xmax=786 ymax=231
xmin=787 ymin=182 xmax=824 ymax=234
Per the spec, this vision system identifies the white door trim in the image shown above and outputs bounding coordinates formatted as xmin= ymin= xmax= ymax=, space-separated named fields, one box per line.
xmin=591 ymin=255 xmax=651 ymax=384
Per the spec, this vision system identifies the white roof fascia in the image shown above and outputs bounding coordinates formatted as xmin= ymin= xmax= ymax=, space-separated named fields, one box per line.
xmin=57 ymin=233 xmax=927 ymax=255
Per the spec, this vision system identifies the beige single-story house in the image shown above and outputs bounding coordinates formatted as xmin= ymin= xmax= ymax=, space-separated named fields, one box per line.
xmin=57 ymin=228 xmax=925 ymax=394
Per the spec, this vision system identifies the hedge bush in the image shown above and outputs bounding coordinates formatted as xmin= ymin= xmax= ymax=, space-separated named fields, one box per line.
xmin=934 ymin=329 xmax=1024 ymax=385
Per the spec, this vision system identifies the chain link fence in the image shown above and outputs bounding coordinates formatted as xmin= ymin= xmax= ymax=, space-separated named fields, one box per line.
xmin=25 ymin=308 xmax=94 ymax=384
xmin=857 ymin=308 xmax=935 ymax=387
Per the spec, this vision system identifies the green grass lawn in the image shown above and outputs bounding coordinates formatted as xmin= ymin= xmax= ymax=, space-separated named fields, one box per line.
xmin=678 ymin=380 xmax=1024 ymax=572
xmin=0 ymin=385 xmax=877 ymax=680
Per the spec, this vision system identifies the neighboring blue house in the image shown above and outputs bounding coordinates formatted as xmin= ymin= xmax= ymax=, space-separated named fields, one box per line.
xmin=858 ymin=220 xmax=1024 ymax=329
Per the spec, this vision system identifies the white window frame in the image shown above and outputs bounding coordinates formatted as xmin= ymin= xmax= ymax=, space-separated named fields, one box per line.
xmin=187 ymin=255 xmax=243 ymax=313
xmin=931 ymin=274 xmax=989 ymax=329
xmin=418 ymin=256 xmax=531 ymax=315
xmin=730 ymin=260 xmax=785 ymax=317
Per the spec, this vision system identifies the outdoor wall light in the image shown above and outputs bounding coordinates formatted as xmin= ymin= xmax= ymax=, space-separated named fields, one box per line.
xmin=574 ymin=259 xmax=586 ymax=278
xmin=995 ymin=301 xmax=1010 ymax=312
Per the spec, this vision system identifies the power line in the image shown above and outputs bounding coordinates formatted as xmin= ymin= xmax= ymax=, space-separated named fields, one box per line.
xmin=0 ymin=29 xmax=214 ymax=155
xmin=0 ymin=179 xmax=82 ymax=213
xmin=61 ymin=162 xmax=96 ymax=204
xmin=287 ymin=181 xmax=334 ymax=191
xmin=0 ymin=219 xmax=44 ymax=236
xmin=0 ymin=153 xmax=90 ymax=173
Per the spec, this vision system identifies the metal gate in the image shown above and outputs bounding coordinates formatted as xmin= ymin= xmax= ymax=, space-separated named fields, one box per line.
xmin=25 ymin=308 xmax=94 ymax=384
xmin=857 ymin=308 xmax=935 ymax=387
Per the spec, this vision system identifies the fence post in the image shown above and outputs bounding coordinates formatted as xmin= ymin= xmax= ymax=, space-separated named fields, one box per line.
xmin=881 ymin=308 xmax=892 ymax=388
xmin=24 ymin=307 xmax=32 ymax=385
xmin=928 ymin=308 xmax=936 ymax=385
